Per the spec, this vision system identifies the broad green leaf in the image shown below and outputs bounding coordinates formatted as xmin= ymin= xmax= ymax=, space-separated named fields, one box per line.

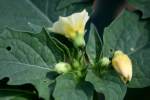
xmin=0 ymin=29 xmax=60 ymax=100
xmin=53 ymin=74 xmax=94 ymax=100
xmin=57 ymin=0 xmax=82 ymax=10
xmin=86 ymin=24 xmax=102 ymax=63
xmin=30 ymin=0 xmax=92 ymax=22
xmin=128 ymin=0 xmax=150 ymax=18
xmin=103 ymin=11 xmax=150 ymax=87
xmin=86 ymin=70 xmax=127 ymax=100
xmin=0 ymin=0 xmax=52 ymax=32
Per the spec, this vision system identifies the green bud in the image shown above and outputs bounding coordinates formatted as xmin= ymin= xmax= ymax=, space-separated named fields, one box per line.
xmin=99 ymin=57 xmax=110 ymax=67
xmin=73 ymin=33 xmax=85 ymax=47
xmin=72 ymin=59 xmax=80 ymax=69
xmin=54 ymin=62 xmax=71 ymax=74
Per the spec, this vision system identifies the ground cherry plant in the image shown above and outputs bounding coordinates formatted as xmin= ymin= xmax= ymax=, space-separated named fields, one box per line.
xmin=0 ymin=0 xmax=150 ymax=100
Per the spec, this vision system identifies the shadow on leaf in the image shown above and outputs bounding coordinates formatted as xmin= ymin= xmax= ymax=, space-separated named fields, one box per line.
xmin=0 ymin=77 xmax=44 ymax=100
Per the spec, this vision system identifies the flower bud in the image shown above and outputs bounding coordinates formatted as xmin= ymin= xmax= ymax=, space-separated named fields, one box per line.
xmin=99 ymin=57 xmax=110 ymax=67
xmin=72 ymin=59 xmax=80 ymax=69
xmin=48 ymin=9 xmax=89 ymax=47
xmin=73 ymin=33 xmax=85 ymax=47
xmin=112 ymin=50 xmax=132 ymax=84
xmin=54 ymin=62 xmax=71 ymax=74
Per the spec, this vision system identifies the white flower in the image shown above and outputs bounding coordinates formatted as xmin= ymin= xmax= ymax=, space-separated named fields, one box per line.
xmin=112 ymin=50 xmax=132 ymax=84
xmin=48 ymin=9 xmax=89 ymax=47
xmin=54 ymin=62 xmax=71 ymax=74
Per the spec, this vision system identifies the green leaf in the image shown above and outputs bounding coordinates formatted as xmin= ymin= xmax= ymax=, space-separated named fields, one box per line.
xmin=0 ymin=0 xmax=52 ymax=32
xmin=128 ymin=0 xmax=150 ymax=18
xmin=0 ymin=28 xmax=61 ymax=100
xmin=30 ymin=0 xmax=92 ymax=22
xmin=57 ymin=0 xmax=82 ymax=10
xmin=53 ymin=74 xmax=94 ymax=100
xmin=86 ymin=70 xmax=127 ymax=100
xmin=86 ymin=24 xmax=102 ymax=63
xmin=103 ymin=10 xmax=150 ymax=87
xmin=50 ymin=36 xmax=72 ymax=61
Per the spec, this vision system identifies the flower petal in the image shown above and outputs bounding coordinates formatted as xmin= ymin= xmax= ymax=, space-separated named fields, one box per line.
xmin=48 ymin=9 xmax=89 ymax=47
xmin=112 ymin=50 xmax=132 ymax=83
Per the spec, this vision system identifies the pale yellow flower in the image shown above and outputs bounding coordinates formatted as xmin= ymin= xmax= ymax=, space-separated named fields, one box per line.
xmin=54 ymin=62 xmax=71 ymax=74
xmin=48 ymin=9 xmax=89 ymax=47
xmin=112 ymin=50 xmax=132 ymax=84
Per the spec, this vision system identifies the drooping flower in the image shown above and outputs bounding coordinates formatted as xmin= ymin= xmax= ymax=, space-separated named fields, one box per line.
xmin=112 ymin=50 xmax=132 ymax=84
xmin=48 ymin=9 xmax=89 ymax=47
xmin=54 ymin=62 xmax=71 ymax=74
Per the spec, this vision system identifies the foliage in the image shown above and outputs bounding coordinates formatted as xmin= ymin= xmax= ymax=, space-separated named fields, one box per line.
xmin=0 ymin=0 xmax=150 ymax=100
